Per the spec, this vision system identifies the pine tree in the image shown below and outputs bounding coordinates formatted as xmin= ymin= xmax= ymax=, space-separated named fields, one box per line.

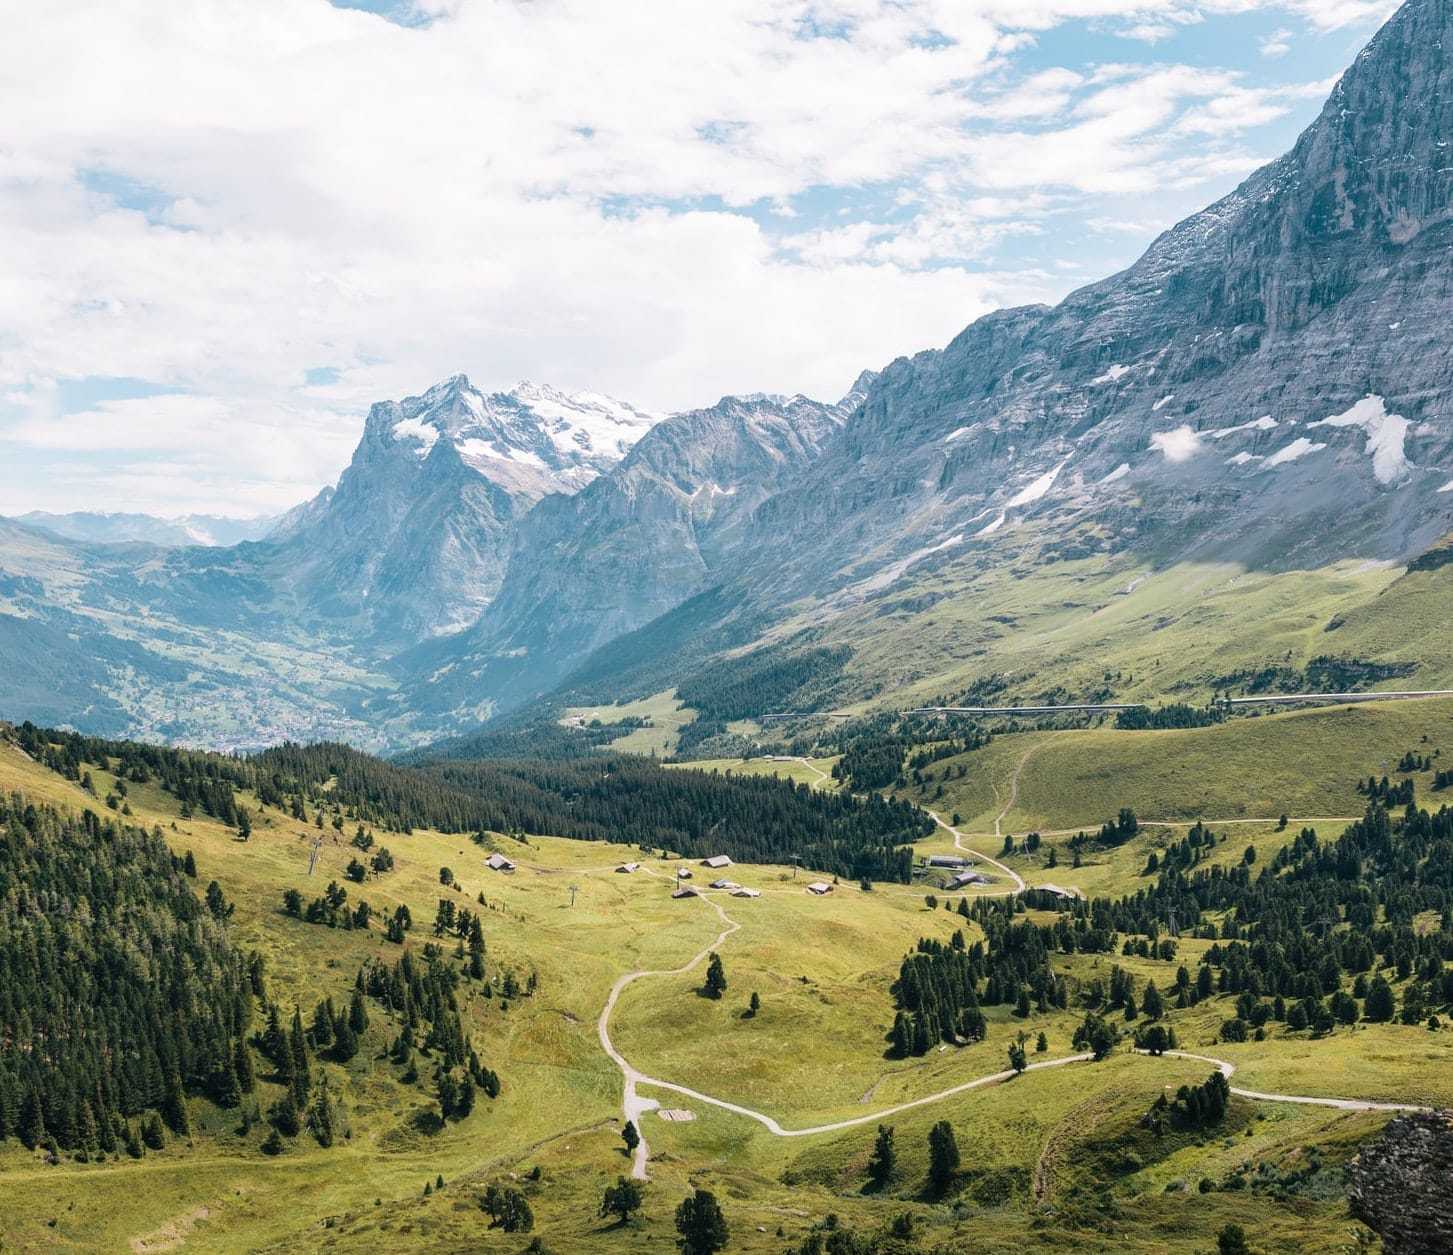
xmin=271 ymin=1090 xmax=301 ymax=1137
xmin=289 ymin=1009 xmax=311 ymax=1100
xmin=234 ymin=1040 xmax=255 ymax=1094
xmin=702 ymin=953 xmax=727 ymax=1000
xmin=18 ymin=1088 xmax=46 ymax=1150
xmin=310 ymin=1000 xmax=335 ymax=1050
xmin=1365 ymin=976 xmax=1396 ymax=1023
xmin=162 ymin=1072 xmax=190 ymax=1136
xmin=927 ymin=1120 xmax=960 ymax=1196
xmin=866 ymin=1124 xmax=897 ymax=1189
xmin=332 ymin=1018 xmax=359 ymax=1063
xmin=600 ymin=1176 xmax=645 ymax=1225
xmin=674 ymin=1188 xmax=728 ymax=1255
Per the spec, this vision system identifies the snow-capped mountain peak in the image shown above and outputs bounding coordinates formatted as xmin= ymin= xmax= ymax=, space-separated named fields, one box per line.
xmin=377 ymin=375 xmax=659 ymax=493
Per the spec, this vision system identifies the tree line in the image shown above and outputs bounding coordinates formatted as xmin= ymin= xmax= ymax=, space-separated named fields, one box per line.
xmin=429 ymin=756 xmax=931 ymax=882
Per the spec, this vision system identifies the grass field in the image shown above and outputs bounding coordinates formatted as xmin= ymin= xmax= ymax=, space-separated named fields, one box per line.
xmin=561 ymin=689 xmax=696 ymax=757
xmin=0 ymin=722 xmax=1427 ymax=1253
xmin=901 ymin=697 xmax=1453 ymax=839
xmin=675 ymin=754 xmax=841 ymax=791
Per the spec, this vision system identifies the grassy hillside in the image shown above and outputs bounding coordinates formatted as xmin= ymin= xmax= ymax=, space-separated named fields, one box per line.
xmin=905 ymin=697 xmax=1453 ymax=837
xmin=1 ymin=722 xmax=1438 ymax=1253
xmin=638 ymin=548 xmax=1451 ymax=739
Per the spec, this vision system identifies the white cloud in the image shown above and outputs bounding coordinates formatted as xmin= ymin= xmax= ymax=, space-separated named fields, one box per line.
xmin=1151 ymin=425 xmax=1203 ymax=463
xmin=0 ymin=0 xmax=1399 ymax=513
xmin=1260 ymin=27 xmax=1293 ymax=58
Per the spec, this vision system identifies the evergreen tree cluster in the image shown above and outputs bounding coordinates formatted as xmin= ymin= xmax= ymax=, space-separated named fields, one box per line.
xmin=675 ymin=644 xmax=852 ymax=723
xmin=1357 ymin=775 xmax=1415 ymax=806
xmin=14 ymin=721 xmax=931 ymax=883
xmin=888 ymin=917 xmax=1074 ymax=1057
xmin=1062 ymin=800 xmax=1453 ymax=1037
xmin=1143 ymin=820 xmax=1220 ymax=876
xmin=833 ymin=727 xmax=990 ymax=793
xmin=12 ymin=722 xmax=252 ymax=828
xmin=431 ymin=757 xmax=930 ymax=882
xmin=1114 ymin=704 xmax=1225 ymax=731
xmin=250 ymin=741 xmax=493 ymax=833
xmin=1142 ymin=1070 xmax=1231 ymax=1134
xmin=359 ymin=947 xmax=501 ymax=1104
xmin=0 ymin=796 xmax=255 ymax=1155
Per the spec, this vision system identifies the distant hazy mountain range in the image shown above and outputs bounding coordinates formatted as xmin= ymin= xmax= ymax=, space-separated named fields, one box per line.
xmin=3 ymin=0 xmax=1452 ymax=752
xmin=12 ymin=511 xmax=281 ymax=548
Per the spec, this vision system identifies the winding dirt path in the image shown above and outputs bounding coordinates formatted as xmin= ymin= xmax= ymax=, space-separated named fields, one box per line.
xmin=596 ymin=876 xmax=1425 ymax=1180
xmin=597 ymin=740 xmax=1422 ymax=1177
xmin=596 ymin=875 xmax=741 ymax=1179
xmin=784 ymin=755 xmax=833 ymax=786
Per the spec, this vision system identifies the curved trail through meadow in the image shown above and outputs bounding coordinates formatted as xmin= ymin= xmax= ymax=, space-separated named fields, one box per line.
xmin=598 ymin=738 xmax=1420 ymax=1178
xmin=597 ymin=872 xmax=1424 ymax=1180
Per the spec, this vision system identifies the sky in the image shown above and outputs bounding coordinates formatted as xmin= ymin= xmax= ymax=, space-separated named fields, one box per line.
xmin=0 ymin=0 xmax=1402 ymax=518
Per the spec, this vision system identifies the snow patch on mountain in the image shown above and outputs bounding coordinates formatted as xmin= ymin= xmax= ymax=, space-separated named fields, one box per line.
xmin=456 ymin=439 xmax=547 ymax=470
xmin=976 ymin=513 xmax=1006 ymax=537
xmin=1309 ymin=396 xmax=1411 ymax=485
xmin=1264 ymin=438 xmax=1327 ymax=467
xmin=1092 ymin=364 xmax=1130 ymax=385
xmin=1208 ymin=415 xmax=1277 ymax=439
xmin=1151 ymin=426 xmax=1203 ymax=463
xmin=1152 ymin=394 xmax=1174 ymax=412
xmin=1101 ymin=462 xmax=1131 ymax=484
xmin=1439 ymin=480 xmax=1453 ymax=494
xmin=392 ymin=416 xmax=440 ymax=457
xmin=1006 ymin=460 xmax=1067 ymax=509
xmin=510 ymin=381 xmax=658 ymax=460
xmin=1227 ymin=452 xmax=1262 ymax=467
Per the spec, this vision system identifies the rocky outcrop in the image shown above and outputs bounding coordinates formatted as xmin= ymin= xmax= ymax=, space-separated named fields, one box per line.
xmin=1348 ymin=1110 xmax=1453 ymax=1254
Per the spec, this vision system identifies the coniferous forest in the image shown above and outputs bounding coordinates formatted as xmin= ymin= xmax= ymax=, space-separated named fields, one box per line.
xmin=8 ymin=722 xmax=929 ymax=883
xmin=0 ymin=796 xmax=254 ymax=1156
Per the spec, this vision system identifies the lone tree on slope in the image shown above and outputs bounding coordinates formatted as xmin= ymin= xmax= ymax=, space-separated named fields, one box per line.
xmin=927 ymin=1120 xmax=960 ymax=1196
xmin=675 ymin=1188 xmax=729 ymax=1254
xmin=600 ymin=1176 xmax=645 ymax=1225
xmin=702 ymin=953 xmax=727 ymax=1000
xmin=867 ymin=1124 xmax=897 ymax=1190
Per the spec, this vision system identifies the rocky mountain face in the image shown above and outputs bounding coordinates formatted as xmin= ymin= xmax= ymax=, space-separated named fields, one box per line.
xmin=0 ymin=376 xmax=662 ymax=746
xmin=733 ymin=0 xmax=1453 ymax=610
xmin=269 ymin=375 xmax=659 ymax=643
xmin=401 ymin=390 xmax=857 ymax=718
xmin=400 ymin=0 xmax=1453 ymax=726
